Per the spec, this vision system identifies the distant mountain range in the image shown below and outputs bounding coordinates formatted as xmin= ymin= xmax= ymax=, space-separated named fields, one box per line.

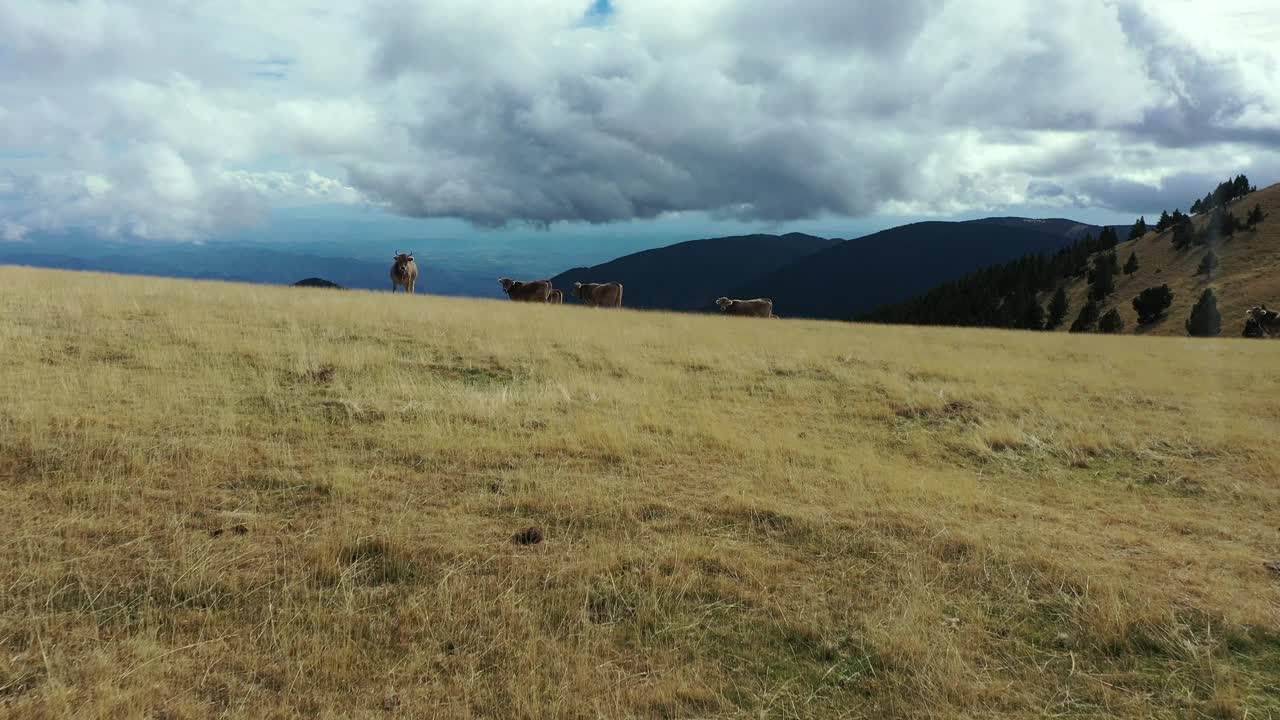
xmin=549 ymin=233 xmax=840 ymax=311
xmin=548 ymin=218 xmax=1118 ymax=319
xmin=722 ymin=219 xmax=1114 ymax=320
xmin=3 ymin=217 xmax=1128 ymax=320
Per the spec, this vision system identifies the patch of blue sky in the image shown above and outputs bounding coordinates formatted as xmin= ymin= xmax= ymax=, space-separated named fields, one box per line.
xmin=580 ymin=0 xmax=613 ymax=26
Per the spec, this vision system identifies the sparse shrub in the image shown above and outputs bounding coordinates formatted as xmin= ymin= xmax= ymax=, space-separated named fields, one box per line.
xmin=1186 ymin=289 xmax=1221 ymax=337
xmin=512 ymin=526 xmax=544 ymax=545
xmin=1098 ymin=309 xmax=1125 ymax=334
xmin=1133 ymin=284 xmax=1173 ymax=325
xmin=336 ymin=538 xmax=416 ymax=585
xmin=1069 ymin=299 xmax=1100 ymax=333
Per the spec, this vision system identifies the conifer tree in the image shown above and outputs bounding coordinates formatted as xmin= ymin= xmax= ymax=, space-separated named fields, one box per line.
xmin=1047 ymin=286 xmax=1069 ymax=329
xmin=1132 ymin=285 xmax=1173 ymax=325
xmin=1070 ymin=299 xmax=1100 ymax=333
xmin=1128 ymin=216 xmax=1148 ymax=241
xmin=1185 ymin=289 xmax=1221 ymax=337
xmin=1247 ymin=203 xmax=1265 ymax=228
xmin=1098 ymin=308 xmax=1125 ymax=334
xmin=1089 ymin=256 xmax=1115 ymax=302
xmin=1198 ymin=250 xmax=1220 ymax=277
xmin=1123 ymin=251 xmax=1139 ymax=275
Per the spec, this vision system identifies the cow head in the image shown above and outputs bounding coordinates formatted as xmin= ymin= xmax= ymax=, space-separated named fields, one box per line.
xmin=572 ymin=282 xmax=585 ymax=298
xmin=716 ymin=297 xmax=733 ymax=311
xmin=498 ymin=278 xmax=515 ymax=294
xmin=392 ymin=252 xmax=415 ymax=275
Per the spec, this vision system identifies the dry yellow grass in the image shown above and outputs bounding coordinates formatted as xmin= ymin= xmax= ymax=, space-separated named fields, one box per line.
xmin=1 ymin=265 xmax=1278 ymax=719
xmin=1055 ymin=182 xmax=1280 ymax=336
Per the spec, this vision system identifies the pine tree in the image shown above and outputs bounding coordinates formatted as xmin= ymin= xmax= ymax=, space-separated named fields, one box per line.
xmin=1099 ymin=226 xmax=1119 ymax=248
xmin=1172 ymin=218 xmax=1193 ymax=249
xmin=1157 ymin=210 xmax=1172 ymax=232
xmin=1133 ymin=284 xmax=1173 ymax=325
xmin=1019 ymin=300 xmax=1045 ymax=331
xmin=1098 ymin=308 xmax=1125 ymax=334
xmin=1070 ymin=300 xmax=1100 ymax=333
xmin=1047 ymin=286 xmax=1068 ymax=329
xmin=1218 ymin=208 xmax=1238 ymax=237
xmin=1185 ymin=288 xmax=1221 ymax=337
xmin=1190 ymin=198 xmax=1204 ymax=215
xmin=1123 ymin=251 xmax=1139 ymax=275
xmin=1198 ymin=250 xmax=1220 ymax=277
xmin=1128 ymin=216 xmax=1149 ymax=241
xmin=1110 ymin=251 xmax=1121 ymax=274
xmin=1233 ymin=174 xmax=1251 ymax=199
xmin=1247 ymin=203 xmax=1265 ymax=228
xmin=1089 ymin=256 xmax=1115 ymax=302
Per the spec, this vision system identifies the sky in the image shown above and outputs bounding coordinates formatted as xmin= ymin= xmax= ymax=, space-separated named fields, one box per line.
xmin=1 ymin=0 xmax=1279 ymax=248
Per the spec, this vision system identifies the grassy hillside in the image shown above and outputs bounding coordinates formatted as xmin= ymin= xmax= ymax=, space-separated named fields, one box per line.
xmin=1055 ymin=182 xmax=1279 ymax=336
xmin=2 ymin=266 xmax=1279 ymax=719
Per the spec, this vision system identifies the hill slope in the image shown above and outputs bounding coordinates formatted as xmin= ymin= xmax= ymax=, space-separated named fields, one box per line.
xmin=724 ymin=219 xmax=1100 ymax=319
xmin=2 ymin=267 xmax=1278 ymax=718
xmin=548 ymin=232 xmax=839 ymax=310
xmin=1054 ymin=182 xmax=1280 ymax=336
xmin=293 ymin=277 xmax=344 ymax=289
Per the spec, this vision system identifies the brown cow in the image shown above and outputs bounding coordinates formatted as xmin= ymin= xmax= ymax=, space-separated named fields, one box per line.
xmin=573 ymin=281 xmax=623 ymax=307
xmin=717 ymin=297 xmax=773 ymax=318
xmin=499 ymin=278 xmax=553 ymax=302
xmin=1246 ymin=305 xmax=1280 ymax=337
xmin=548 ymin=288 xmax=564 ymax=304
xmin=390 ymin=252 xmax=418 ymax=293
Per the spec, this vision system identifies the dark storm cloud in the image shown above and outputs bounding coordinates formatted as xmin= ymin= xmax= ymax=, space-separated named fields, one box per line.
xmin=2 ymin=0 xmax=1278 ymax=238
xmin=341 ymin=0 xmax=1278 ymax=227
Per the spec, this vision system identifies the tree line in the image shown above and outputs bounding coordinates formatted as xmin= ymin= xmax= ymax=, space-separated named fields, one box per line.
xmin=861 ymin=174 xmax=1267 ymax=337
xmin=860 ymin=227 xmax=1121 ymax=330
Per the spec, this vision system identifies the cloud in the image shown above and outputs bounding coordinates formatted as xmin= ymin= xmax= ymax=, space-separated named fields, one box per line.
xmin=1 ymin=220 xmax=28 ymax=242
xmin=0 ymin=0 xmax=1278 ymax=239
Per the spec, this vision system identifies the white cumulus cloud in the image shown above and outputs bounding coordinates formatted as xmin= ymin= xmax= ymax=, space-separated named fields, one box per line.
xmin=0 ymin=0 xmax=1278 ymax=239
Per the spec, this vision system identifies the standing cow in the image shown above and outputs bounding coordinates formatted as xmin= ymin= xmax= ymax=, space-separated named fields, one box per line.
xmin=1246 ymin=305 xmax=1280 ymax=337
xmin=717 ymin=297 xmax=774 ymax=318
xmin=499 ymin=278 xmax=553 ymax=302
xmin=548 ymin=289 xmax=564 ymax=304
xmin=573 ymin=281 xmax=624 ymax=308
xmin=390 ymin=252 xmax=419 ymax=293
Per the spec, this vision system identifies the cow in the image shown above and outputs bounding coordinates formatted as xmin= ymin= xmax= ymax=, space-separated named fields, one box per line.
xmin=716 ymin=297 xmax=773 ymax=318
xmin=390 ymin=252 xmax=418 ymax=293
xmin=1246 ymin=305 xmax=1280 ymax=337
xmin=573 ymin=281 xmax=624 ymax=308
xmin=499 ymin=278 xmax=553 ymax=302
xmin=548 ymin=288 xmax=564 ymax=304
